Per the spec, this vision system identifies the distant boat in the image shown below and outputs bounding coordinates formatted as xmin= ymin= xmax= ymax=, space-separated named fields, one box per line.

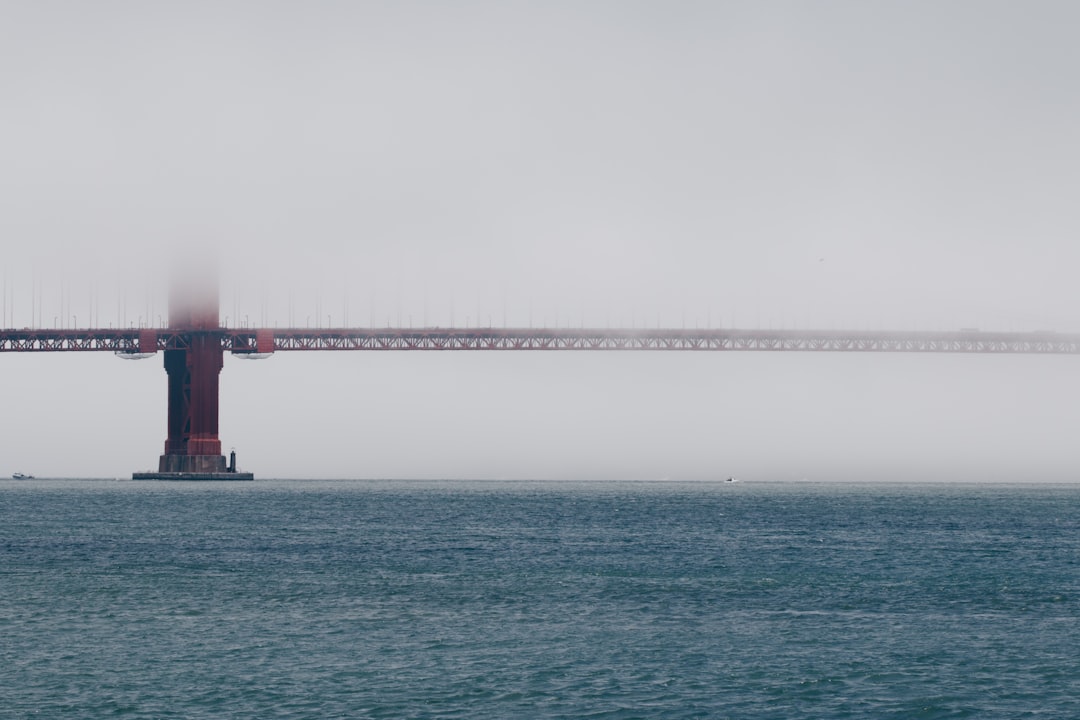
xmin=11 ymin=473 xmax=34 ymax=480
xmin=725 ymin=477 xmax=739 ymax=483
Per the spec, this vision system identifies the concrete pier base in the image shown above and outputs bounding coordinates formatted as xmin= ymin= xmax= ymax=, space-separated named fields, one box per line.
xmin=132 ymin=471 xmax=254 ymax=481
xmin=132 ymin=453 xmax=253 ymax=481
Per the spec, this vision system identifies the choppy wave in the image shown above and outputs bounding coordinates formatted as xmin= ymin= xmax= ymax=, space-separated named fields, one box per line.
xmin=2 ymin=479 xmax=1079 ymax=718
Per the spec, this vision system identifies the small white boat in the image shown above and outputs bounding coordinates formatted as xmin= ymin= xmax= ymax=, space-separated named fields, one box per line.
xmin=11 ymin=472 xmax=34 ymax=480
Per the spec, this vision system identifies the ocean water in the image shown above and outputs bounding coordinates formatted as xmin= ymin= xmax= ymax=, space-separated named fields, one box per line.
xmin=1 ymin=480 xmax=1079 ymax=719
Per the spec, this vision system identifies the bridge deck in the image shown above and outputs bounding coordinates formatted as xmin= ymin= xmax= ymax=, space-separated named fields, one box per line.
xmin=3 ymin=328 xmax=1080 ymax=354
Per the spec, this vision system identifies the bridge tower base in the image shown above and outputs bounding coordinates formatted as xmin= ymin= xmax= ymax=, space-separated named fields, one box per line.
xmin=133 ymin=471 xmax=254 ymax=481
xmin=133 ymin=452 xmax=253 ymax=481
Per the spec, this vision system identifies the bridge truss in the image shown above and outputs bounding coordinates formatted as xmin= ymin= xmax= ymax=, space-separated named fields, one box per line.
xmin=3 ymin=327 xmax=1080 ymax=355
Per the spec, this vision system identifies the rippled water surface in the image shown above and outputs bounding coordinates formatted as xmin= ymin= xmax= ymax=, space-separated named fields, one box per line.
xmin=2 ymin=479 xmax=1079 ymax=718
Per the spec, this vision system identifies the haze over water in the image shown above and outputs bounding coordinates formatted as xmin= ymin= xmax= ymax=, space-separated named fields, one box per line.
xmin=5 ymin=2 xmax=1080 ymax=480
xmin=3 ymin=478 xmax=1078 ymax=718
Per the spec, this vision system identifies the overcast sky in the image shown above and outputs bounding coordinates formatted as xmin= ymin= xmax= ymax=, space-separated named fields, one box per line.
xmin=3 ymin=1 xmax=1080 ymax=480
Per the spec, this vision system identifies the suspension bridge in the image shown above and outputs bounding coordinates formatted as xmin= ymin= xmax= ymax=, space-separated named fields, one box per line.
xmin=3 ymin=276 xmax=1078 ymax=480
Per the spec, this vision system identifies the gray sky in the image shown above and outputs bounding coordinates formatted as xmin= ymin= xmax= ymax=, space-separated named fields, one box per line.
xmin=3 ymin=1 xmax=1080 ymax=479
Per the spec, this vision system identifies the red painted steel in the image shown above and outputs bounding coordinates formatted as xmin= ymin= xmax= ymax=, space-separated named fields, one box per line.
xmin=185 ymin=332 xmax=223 ymax=457
xmin=163 ymin=349 xmax=188 ymax=456
xmin=156 ymin=272 xmax=226 ymax=471
xmin=255 ymin=329 xmax=274 ymax=354
xmin=138 ymin=329 xmax=157 ymax=354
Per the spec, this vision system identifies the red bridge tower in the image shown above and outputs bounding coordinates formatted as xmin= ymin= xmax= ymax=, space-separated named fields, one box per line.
xmin=133 ymin=271 xmax=251 ymax=480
